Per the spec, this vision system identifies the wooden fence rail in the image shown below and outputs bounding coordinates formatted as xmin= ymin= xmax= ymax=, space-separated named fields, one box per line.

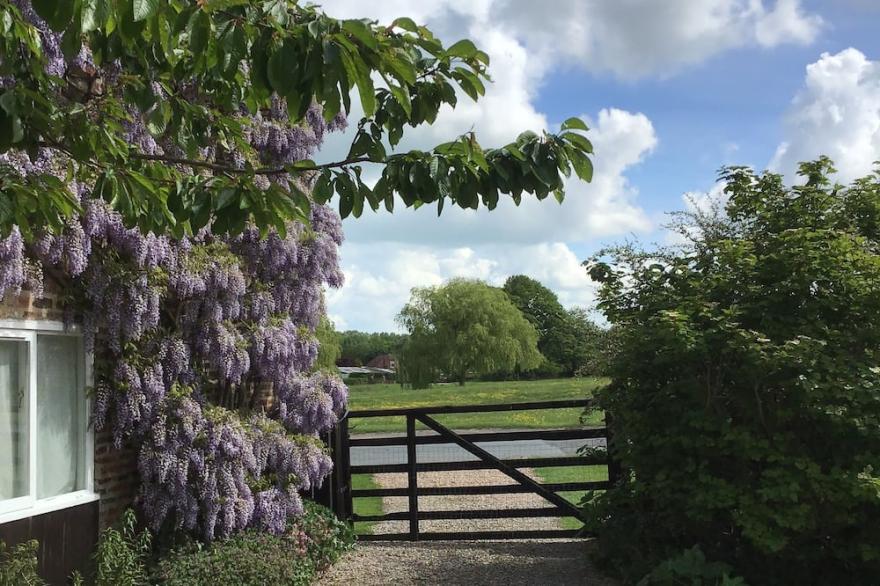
xmin=321 ymin=398 xmax=617 ymax=542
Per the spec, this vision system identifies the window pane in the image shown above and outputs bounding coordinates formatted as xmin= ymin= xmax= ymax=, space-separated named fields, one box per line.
xmin=0 ymin=340 xmax=27 ymax=501
xmin=37 ymin=335 xmax=82 ymax=498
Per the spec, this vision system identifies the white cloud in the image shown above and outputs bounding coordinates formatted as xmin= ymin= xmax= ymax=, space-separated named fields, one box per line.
xmin=325 ymin=242 xmax=597 ymax=332
xmin=498 ymin=0 xmax=821 ymax=78
xmin=313 ymin=0 xmax=823 ymax=331
xmin=770 ymin=48 xmax=880 ymax=184
xmin=318 ymin=0 xmax=821 ymax=79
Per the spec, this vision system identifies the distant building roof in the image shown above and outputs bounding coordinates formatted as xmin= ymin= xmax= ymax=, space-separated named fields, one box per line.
xmin=338 ymin=366 xmax=395 ymax=376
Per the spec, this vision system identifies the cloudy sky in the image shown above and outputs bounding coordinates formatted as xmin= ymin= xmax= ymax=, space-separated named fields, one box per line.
xmin=314 ymin=0 xmax=880 ymax=332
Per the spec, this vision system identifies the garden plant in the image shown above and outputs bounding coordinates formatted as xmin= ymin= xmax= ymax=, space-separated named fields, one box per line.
xmin=586 ymin=159 xmax=880 ymax=584
xmin=0 ymin=0 xmax=595 ymax=561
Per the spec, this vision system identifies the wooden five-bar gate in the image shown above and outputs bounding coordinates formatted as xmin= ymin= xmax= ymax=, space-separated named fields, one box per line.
xmin=316 ymin=399 xmax=618 ymax=541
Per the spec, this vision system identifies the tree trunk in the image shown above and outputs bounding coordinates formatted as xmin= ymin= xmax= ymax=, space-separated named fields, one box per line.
xmin=458 ymin=373 xmax=466 ymax=386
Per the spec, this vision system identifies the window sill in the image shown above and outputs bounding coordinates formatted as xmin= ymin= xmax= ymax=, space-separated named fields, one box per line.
xmin=0 ymin=491 xmax=100 ymax=525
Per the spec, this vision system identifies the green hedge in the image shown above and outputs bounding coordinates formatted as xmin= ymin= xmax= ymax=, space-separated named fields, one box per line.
xmin=153 ymin=502 xmax=353 ymax=586
xmin=585 ymin=160 xmax=880 ymax=584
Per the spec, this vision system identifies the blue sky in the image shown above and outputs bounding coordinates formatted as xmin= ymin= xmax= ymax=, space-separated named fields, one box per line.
xmin=317 ymin=0 xmax=880 ymax=332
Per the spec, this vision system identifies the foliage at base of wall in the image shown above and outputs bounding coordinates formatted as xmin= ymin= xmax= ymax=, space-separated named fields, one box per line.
xmin=152 ymin=502 xmax=354 ymax=586
xmin=0 ymin=540 xmax=43 ymax=586
xmin=2 ymin=503 xmax=352 ymax=586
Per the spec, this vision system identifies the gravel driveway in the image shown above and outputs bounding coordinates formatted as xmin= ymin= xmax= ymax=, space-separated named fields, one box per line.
xmin=316 ymin=469 xmax=616 ymax=585
xmin=317 ymin=540 xmax=613 ymax=586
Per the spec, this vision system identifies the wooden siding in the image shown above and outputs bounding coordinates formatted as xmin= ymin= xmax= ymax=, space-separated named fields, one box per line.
xmin=0 ymin=500 xmax=99 ymax=585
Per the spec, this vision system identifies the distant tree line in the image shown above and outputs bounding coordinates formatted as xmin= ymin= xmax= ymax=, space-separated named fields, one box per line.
xmin=336 ymin=330 xmax=408 ymax=366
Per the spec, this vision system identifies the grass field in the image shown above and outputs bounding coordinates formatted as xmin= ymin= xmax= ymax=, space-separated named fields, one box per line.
xmin=533 ymin=465 xmax=607 ymax=530
xmin=346 ymin=377 xmax=607 ymax=434
xmin=351 ymin=473 xmax=383 ymax=535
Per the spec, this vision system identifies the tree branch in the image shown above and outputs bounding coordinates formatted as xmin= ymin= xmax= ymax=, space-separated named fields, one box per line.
xmin=130 ymin=153 xmax=374 ymax=175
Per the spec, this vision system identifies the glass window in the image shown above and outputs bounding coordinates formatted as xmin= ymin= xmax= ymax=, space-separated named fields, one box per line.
xmin=0 ymin=328 xmax=91 ymax=520
xmin=0 ymin=340 xmax=28 ymax=502
xmin=37 ymin=335 xmax=83 ymax=499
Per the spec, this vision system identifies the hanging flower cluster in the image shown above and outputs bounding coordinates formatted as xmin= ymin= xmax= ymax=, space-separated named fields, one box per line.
xmin=0 ymin=2 xmax=348 ymax=541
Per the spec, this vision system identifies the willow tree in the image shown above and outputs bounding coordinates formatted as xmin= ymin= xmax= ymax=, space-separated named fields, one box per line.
xmin=398 ymin=279 xmax=542 ymax=387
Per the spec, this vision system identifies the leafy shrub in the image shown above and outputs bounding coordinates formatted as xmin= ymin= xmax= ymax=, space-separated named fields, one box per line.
xmin=585 ymin=160 xmax=880 ymax=584
xmin=153 ymin=501 xmax=353 ymax=586
xmin=638 ymin=547 xmax=747 ymax=586
xmin=92 ymin=509 xmax=152 ymax=586
xmin=0 ymin=540 xmax=44 ymax=586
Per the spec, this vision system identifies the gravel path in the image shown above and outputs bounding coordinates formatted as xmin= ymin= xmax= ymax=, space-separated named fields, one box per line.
xmin=317 ymin=540 xmax=613 ymax=585
xmin=371 ymin=469 xmax=566 ymax=534
xmin=316 ymin=469 xmax=616 ymax=585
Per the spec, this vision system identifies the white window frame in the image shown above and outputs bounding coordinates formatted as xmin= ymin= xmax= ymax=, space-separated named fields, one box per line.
xmin=0 ymin=319 xmax=98 ymax=525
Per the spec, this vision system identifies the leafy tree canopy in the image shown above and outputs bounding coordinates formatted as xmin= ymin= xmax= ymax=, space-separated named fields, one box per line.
xmin=503 ymin=275 xmax=604 ymax=376
xmin=584 ymin=158 xmax=880 ymax=584
xmin=502 ymin=274 xmax=565 ymax=337
xmin=0 ymin=0 xmax=595 ymax=238
xmin=398 ymin=278 xmax=542 ymax=387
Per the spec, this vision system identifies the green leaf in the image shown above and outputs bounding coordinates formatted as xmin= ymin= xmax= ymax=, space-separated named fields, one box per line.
xmin=562 ymin=132 xmax=594 ymax=154
xmin=338 ymin=44 xmax=376 ymax=116
xmin=452 ymin=69 xmax=484 ymax=101
xmin=446 ymin=39 xmax=479 ymax=59
xmin=384 ymin=53 xmax=417 ymax=86
xmin=342 ymin=20 xmax=378 ymax=50
xmin=0 ymin=109 xmax=16 ymax=152
xmin=391 ymin=17 xmax=418 ymax=32
xmin=81 ymin=0 xmax=108 ymax=33
xmin=268 ymin=40 xmax=298 ymax=96
xmin=188 ymin=10 xmax=211 ymax=56
xmin=389 ymin=83 xmax=412 ymax=117
xmin=568 ymin=149 xmax=594 ymax=182
xmin=338 ymin=192 xmax=353 ymax=219
xmin=32 ymin=0 xmax=74 ymax=32
xmin=313 ymin=171 xmax=332 ymax=204
xmin=133 ymin=0 xmax=159 ymax=21
xmin=250 ymin=33 xmax=272 ymax=93
xmin=61 ymin=14 xmax=83 ymax=60
xmin=561 ymin=117 xmax=589 ymax=132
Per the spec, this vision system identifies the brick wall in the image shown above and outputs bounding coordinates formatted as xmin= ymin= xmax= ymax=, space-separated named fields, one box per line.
xmin=0 ymin=283 xmax=63 ymax=321
xmin=93 ymin=431 xmax=139 ymax=529
xmin=0 ymin=287 xmax=139 ymax=530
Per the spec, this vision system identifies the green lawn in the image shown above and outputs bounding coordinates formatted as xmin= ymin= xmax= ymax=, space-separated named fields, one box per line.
xmin=351 ymin=474 xmax=383 ymax=535
xmin=533 ymin=465 xmax=607 ymax=530
xmin=346 ymin=377 xmax=607 ymax=434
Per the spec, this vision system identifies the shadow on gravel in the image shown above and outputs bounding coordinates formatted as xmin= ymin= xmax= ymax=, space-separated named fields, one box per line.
xmin=317 ymin=539 xmax=617 ymax=586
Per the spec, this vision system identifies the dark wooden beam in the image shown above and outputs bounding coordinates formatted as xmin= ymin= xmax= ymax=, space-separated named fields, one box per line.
xmin=349 ymin=427 xmax=607 ymax=447
xmin=348 ymin=399 xmax=593 ymax=418
xmin=351 ymin=480 xmax=610 ymax=498
xmin=350 ymin=454 xmax=604 ymax=475
xmin=415 ymin=414 xmax=587 ymax=522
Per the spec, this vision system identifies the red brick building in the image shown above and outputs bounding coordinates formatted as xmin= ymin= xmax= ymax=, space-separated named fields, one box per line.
xmin=366 ymin=353 xmax=397 ymax=370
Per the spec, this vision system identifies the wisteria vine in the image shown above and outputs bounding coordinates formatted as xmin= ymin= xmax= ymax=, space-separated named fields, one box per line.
xmin=0 ymin=2 xmax=348 ymax=541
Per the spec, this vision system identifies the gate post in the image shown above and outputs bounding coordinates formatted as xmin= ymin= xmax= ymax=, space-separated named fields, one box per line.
xmin=339 ymin=413 xmax=352 ymax=522
xmin=406 ymin=413 xmax=419 ymax=540
xmin=313 ymin=428 xmax=334 ymax=510
xmin=605 ymin=411 xmax=623 ymax=486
